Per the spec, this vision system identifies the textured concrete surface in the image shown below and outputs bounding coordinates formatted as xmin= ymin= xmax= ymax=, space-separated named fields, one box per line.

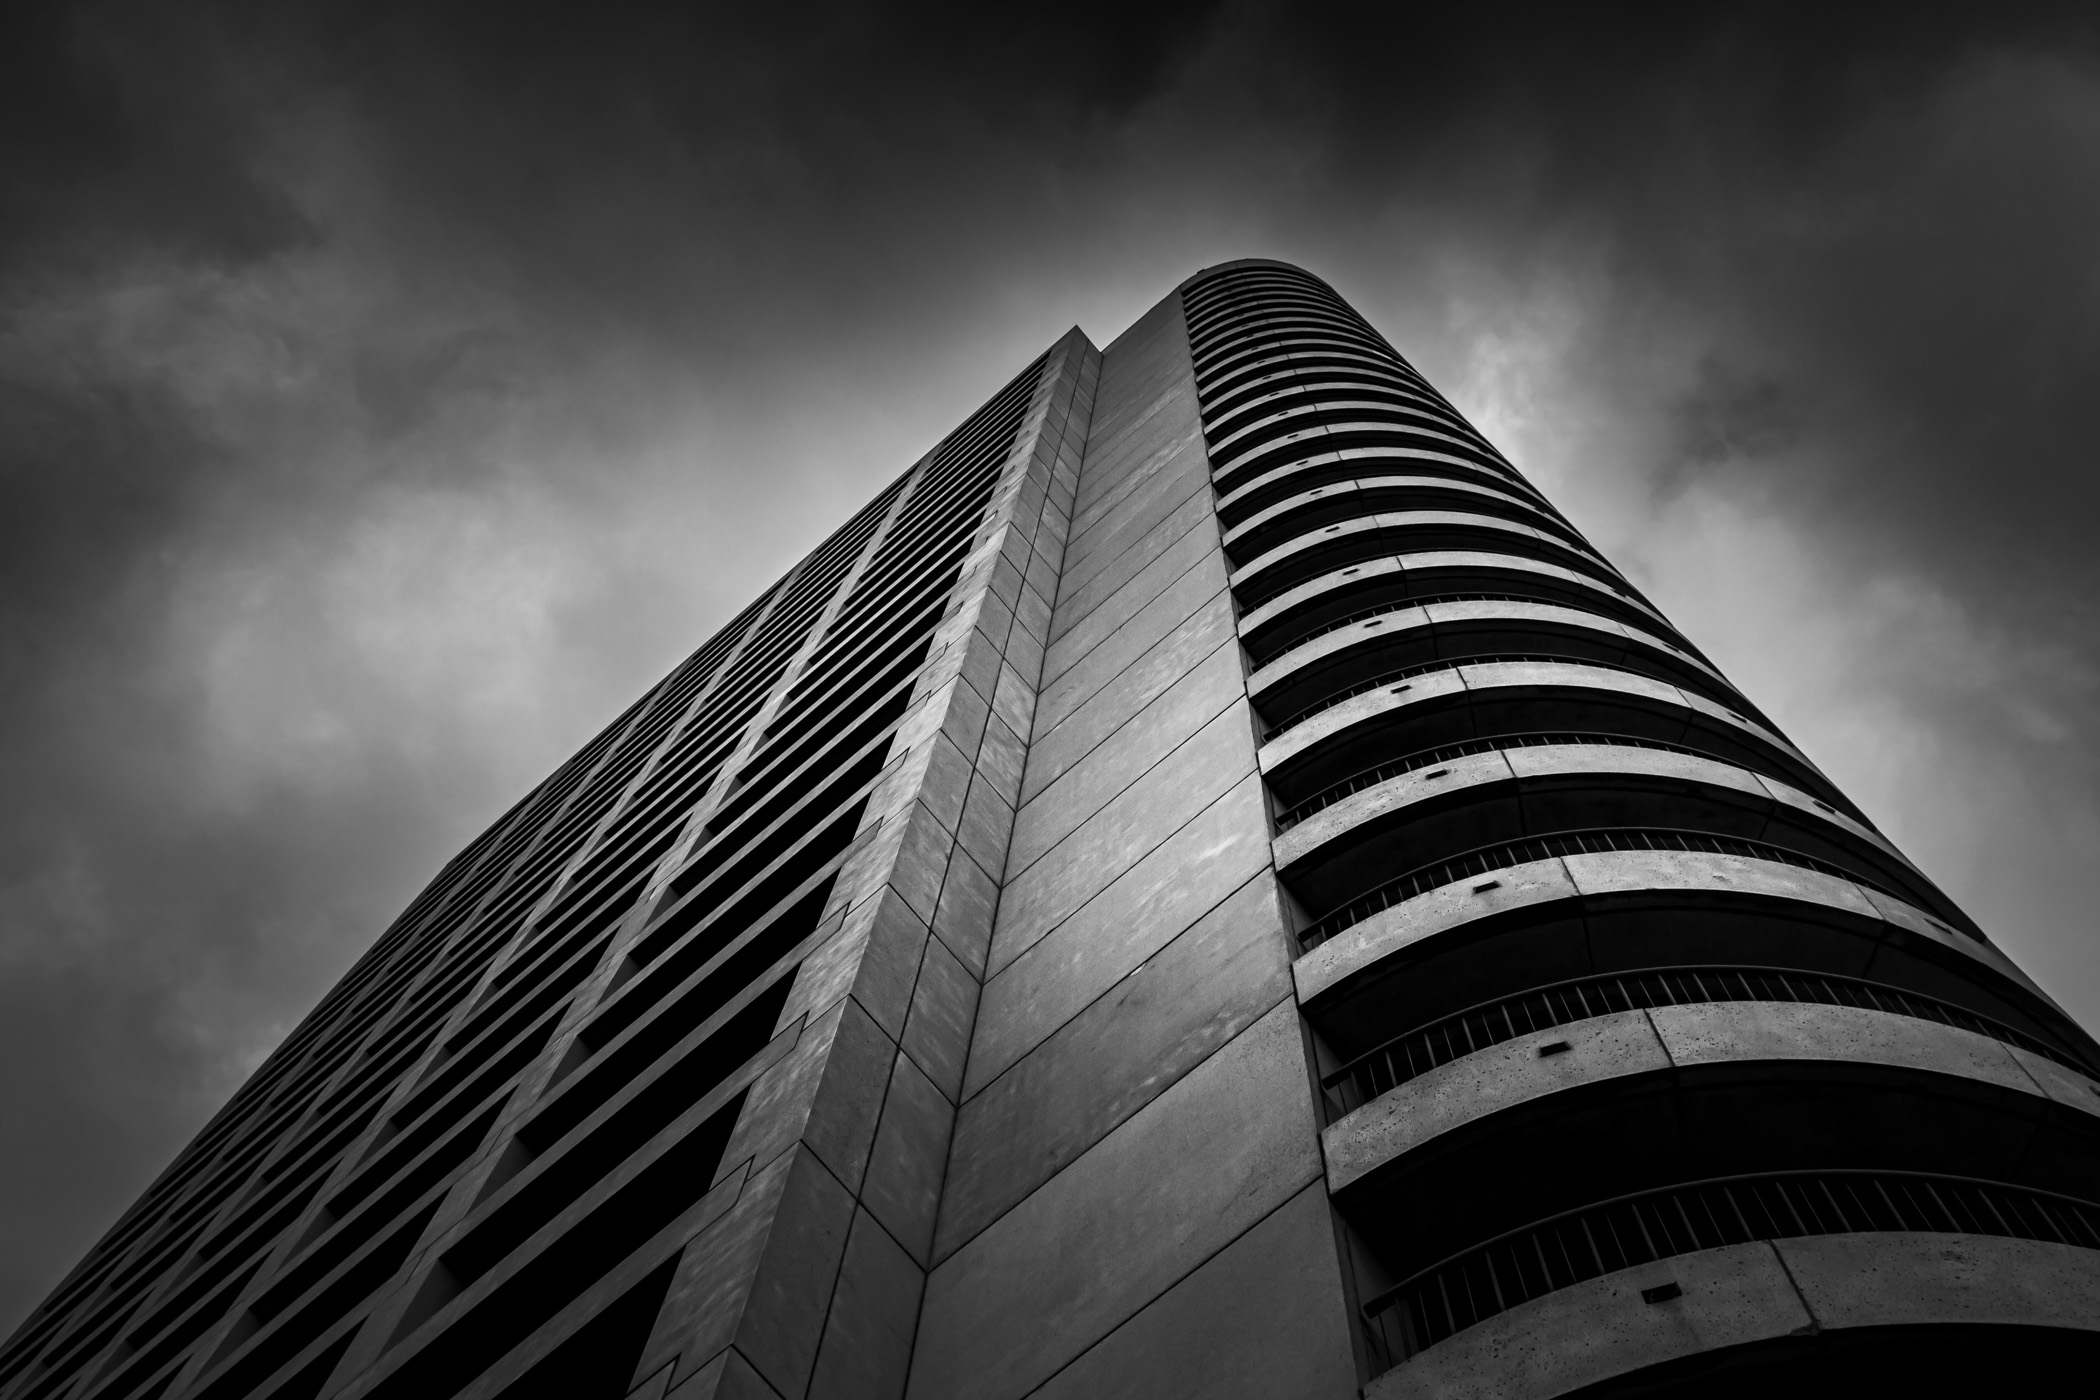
xmin=907 ymin=1004 xmax=1322 ymax=1400
xmin=1324 ymin=1000 xmax=2100 ymax=1193
xmin=903 ymin=286 xmax=1339 ymax=1400
xmin=1324 ymin=1010 xmax=1670 ymax=1191
xmin=1294 ymin=848 xmax=2024 ymax=1010
xmin=1023 ymin=1182 xmax=1358 ymax=1400
xmin=1367 ymin=1241 xmax=1810 ymax=1400
xmin=1777 ymin=1232 xmax=2100 ymax=1330
xmin=1370 ymin=1234 xmax=2100 ymax=1400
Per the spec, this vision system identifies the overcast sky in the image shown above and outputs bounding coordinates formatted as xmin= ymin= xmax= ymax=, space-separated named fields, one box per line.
xmin=5 ymin=0 xmax=2100 ymax=1331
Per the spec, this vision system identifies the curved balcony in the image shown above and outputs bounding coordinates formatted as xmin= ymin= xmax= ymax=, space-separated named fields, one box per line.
xmin=1185 ymin=283 xmax=1353 ymax=324
xmin=1189 ymin=306 xmax=1376 ymax=352
xmin=1274 ymin=730 xmax=1845 ymax=844
xmin=1202 ymin=367 xmax=1458 ymax=430
xmin=1324 ymin=994 xmax=2100 ymax=1192
xmin=1195 ymin=322 xmax=1397 ymax=380
xmin=1205 ymin=381 xmax=1481 ymax=449
xmin=1361 ymin=1177 xmax=2100 ymax=1398
xmin=1259 ymin=659 xmax=1793 ymax=802
xmin=1197 ymin=334 xmax=1430 ymax=398
xmin=1241 ymin=555 xmax=1677 ymax=657
xmin=1319 ymin=964 xmax=2100 ymax=1121
xmin=1217 ymin=445 xmax=1558 ymax=526
xmin=1223 ymin=476 xmax=1582 ymax=566
xmin=1290 ymin=841 xmax=2055 ymax=1052
xmin=1210 ymin=415 xmax=1517 ymax=494
xmin=1249 ymin=599 xmax=1750 ymax=728
xmin=1230 ymin=510 xmax=1625 ymax=609
xmin=1268 ymin=741 xmax=1944 ymax=928
xmin=1184 ymin=295 xmax=1344 ymax=335
xmin=1199 ymin=347 xmax=1444 ymax=407
xmin=1182 ymin=261 xmax=2100 ymax=1400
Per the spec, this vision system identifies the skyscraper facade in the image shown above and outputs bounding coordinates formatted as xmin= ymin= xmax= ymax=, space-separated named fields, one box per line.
xmin=7 ymin=261 xmax=2099 ymax=1400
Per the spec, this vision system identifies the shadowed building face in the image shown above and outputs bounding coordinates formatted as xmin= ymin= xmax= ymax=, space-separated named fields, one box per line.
xmin=4 ymin=261 xmax=2098 ymax=1400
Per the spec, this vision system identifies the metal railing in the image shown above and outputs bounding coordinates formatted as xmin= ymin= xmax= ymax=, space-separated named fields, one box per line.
xmin=1275 ymin=732 xmax=1712 ymax=832
xmin=1295 ymin=827 xmax=1893 ymax=950
xmin=1361 ymin=1170 xmax=2100 ymax=1372
xmin=1321 ymin=964 xmax=2094 ymax=1120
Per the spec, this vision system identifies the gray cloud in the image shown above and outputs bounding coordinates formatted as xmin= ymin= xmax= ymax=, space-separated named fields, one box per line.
xmin=5 ymin=0 xmax=2099 ymax=1331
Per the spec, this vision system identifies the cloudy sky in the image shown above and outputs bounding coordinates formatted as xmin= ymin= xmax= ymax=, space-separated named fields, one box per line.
xmin=6 ymin=0 xmax=2100 ymax=1329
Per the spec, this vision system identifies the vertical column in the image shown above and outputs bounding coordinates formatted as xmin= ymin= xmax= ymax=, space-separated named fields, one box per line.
xmin=627 ymin=331 xmax=1097 ymax=1400
xmin=905 ymin=295 xmax=1357 ymax=1400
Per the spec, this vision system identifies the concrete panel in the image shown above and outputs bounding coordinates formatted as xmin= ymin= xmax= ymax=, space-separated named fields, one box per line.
xmin=992 ymin=708 xmax=1256 ymax=971
xmin=805 ymin=1210 xmax=926 ymax=1400
xmin=1238 ymin=553 xmax=1407 ymax=641
xmin=1295 ymin=857 xmax=1579 ymax=1005
xmin=906 ymin=1003 xmax=1323 ymax=1400
xmin=886 ymin=802 xmax=952 ymax=929
xmin=1248 ymin=603 xmax=1436 ymax=695
xmin=1038 ymin=533 xmax=1224 ymax=705
xmin=1860 ymin=886 xmax=2054 ymax=999
xmin=849 ymin=889 xmax=931 ymax=1043
xmin=642 ymin=1152 xmax=791 ymax=1387
xmin=1062 ymin=439 xmax=1207 ymax=586
xmin=1648 ymin=1001 xmax=2040 ymax=1098
xmin=1261 ymin=666 xmax=1469 ymax=773
xmin=1065 ymin=418 xmax=1203 ymax=537
xmin=952 ymin=771 xmax=1014 ymax=885
xmin=666 ymin=1348 xmax=785 ymax=1400
xmin=1777 ymin=1231 xmax=2100 ymax=1331
xmin=1563 ymin=849 xmax=1882 ymax=921
xmin=971 ymin=776 xmax=1273 ymax=1083
xmin=1049 ymin=491 xmax=1218 ymax=647
xmin=736 ymin=1150 xmax=856 ymax=1400
xmin=860 ymin=1052 xmax=953 ymax=1267
xmin=1366 ymin=1241 xmax=1809 ymax=1400
xmin=1008 ymin=644 xmax=1247 ymax=879
xmin=1077 ymin=372 xmax=1187 ymax=489
xmin=973 ymin=713 xmax=1028 ymax=814
xmin=938 ymin=874 xmax=1290 ymax=1256
xmin=900 ymin=934 xmax=977 ymax=1105
xmin=1273 ymin=749 xmax=1516 ymax=873
xmin=2009 ymin=1046 xmax=2100 ymax=1119
xmin=988 ymin=662 xmax=1036 ymax=754
xmin=929 ymin=846 xmax=996 ymax=980
xmin=1325 ymin=1011 xmax=1671 ymax=1192
xmin=1045 ymin=514 xmax=1218 ymax=667
xmin=800 ymin=996 xmax=897 ymax=1197
xmin=1029 ymin=583 xmax=1235 ymax=795
xmin=1064 ymin=409 xmax=1194 ymax=533
xmin=720 ymin=1005 xmax=842 ymax=1186
xmin=1502 ymin=744 xmax=1769 ymax=800
xmin=1025 ymin=1182 xmax=1357 ymax=1400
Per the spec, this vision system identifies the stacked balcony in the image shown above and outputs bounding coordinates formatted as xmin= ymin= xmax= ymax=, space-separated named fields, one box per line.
xmin=1183 ymin=261 xmax=2100 ymax=1395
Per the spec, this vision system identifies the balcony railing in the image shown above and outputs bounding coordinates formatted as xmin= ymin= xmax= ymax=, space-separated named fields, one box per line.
xmin=1275 ymin=732 xmax=1719 ymax=832
xmin=1262 ymin=654 xmax=1650 ymax=740
xmin=1361 ymin=1170 xmax=2100 ymax=1373
xmin=1246 ymin=592 xmax=1540 ymax=664
xmin=1321 ymin=963 xmax=2095 ymax=1120
xmin=1295 ymin=827 xmax=1905 ymax=951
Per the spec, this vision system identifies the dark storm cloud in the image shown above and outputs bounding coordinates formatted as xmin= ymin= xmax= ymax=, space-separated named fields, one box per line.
xmin=5 ymin=0 xmax=2099 ymax=1332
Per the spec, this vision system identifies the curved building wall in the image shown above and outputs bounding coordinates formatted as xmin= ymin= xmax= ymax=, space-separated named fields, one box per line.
xmin=1179 ymin=260 xmax=2100 ymax=1395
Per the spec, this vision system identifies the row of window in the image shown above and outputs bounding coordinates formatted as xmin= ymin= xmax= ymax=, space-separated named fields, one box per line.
xmin=3 ymin=356 xmax=1048 ymax=1400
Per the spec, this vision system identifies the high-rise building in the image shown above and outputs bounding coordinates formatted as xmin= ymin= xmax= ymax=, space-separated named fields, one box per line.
xmin=8 ymin=261 xmax=2100 ymax=1400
